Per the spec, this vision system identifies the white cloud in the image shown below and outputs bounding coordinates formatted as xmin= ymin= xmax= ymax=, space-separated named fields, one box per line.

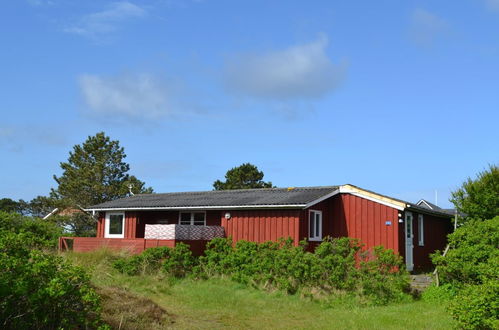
xmin=410 ymin=9 xmax=449 ymax=47
xmin=223 ymin=36 xmax=346 ymax=100
xmin=64 ymin=2 xmax=146 ymax=37
xmin=485 ymin=0 xmax=499 ymax=11
xmin=78 ymin=73 xmax=176 ymax=120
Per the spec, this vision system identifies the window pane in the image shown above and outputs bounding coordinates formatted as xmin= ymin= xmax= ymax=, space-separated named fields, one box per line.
xmin=315 ymin=214 xmax=320 ymax=237
xmin=193 ymin=213 xmax=205 ymax=225
xmin=109 ymin=215 xmax=123 ymax=234
xmin=180 ymin=213 xmax=191 ymax=225
xmin=406 ymin=218 xmax=412 ymax=238
xmin=309 ymin=212 xmax=315 ymax=237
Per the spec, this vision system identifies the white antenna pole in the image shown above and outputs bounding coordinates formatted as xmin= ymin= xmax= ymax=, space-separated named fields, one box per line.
xmin=128 ymin=184 xmax=134 ymax=196
xmin=435 ymin=190 xmax=438 ymax=206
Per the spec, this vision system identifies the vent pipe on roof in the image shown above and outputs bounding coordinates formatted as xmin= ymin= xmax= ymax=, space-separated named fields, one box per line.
xmin=128 ymin=184 xmax=135 ymax=196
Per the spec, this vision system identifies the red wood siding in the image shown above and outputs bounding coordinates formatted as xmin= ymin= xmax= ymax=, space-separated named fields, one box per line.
xmin=124 ymin=212 xmax=137 ymax=238
xmin=96 ymin=212 xmax=105 ymax=238
xmin=301 ymin=194 xmax=400 ymax=253
xmin=399 ymin=211 xmax=453 ymax=271
xmin=221 ymin=210 xmax=301 ymax=245
xmin=61 ymin=237 xmax=208 ymax=256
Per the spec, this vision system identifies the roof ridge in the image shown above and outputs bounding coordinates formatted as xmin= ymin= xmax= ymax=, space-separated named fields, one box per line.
xmin=133 ymin=185 xmax=339 ymax=197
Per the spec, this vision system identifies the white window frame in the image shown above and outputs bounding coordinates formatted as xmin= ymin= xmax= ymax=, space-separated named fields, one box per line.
xmin=308 ymin=210 xmax=322 ymax=241
xmin=104 ymin=212 xmax=125 ymax=238
xmin=178 ymin=211 xmax=206 ymax=226
xmin=418 ymin=214 xmax=424 ymax=246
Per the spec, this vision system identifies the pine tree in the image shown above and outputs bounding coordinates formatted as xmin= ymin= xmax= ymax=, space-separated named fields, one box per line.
xmin=213 ymin=163 xmax=274 ymax=190
xmin=51 ymin=132 xmax=153 ymax=208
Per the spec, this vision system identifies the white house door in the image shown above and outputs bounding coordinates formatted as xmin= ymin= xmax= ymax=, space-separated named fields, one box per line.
xmin=405 ymin=212 xmax=414 ymax=271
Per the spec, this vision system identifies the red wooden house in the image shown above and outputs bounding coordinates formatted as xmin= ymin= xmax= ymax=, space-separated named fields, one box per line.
xmin=59 ymin=184 xmax=454 ymax=271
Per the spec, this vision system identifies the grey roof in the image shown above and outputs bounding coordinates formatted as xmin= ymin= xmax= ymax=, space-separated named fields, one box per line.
xmin=88 ymin=186 xmax=340 ymax=210
xmin=415 ymin=199 xmax=457 ymax=217
xmin=417 ymin=199 xmax=442 ymax=210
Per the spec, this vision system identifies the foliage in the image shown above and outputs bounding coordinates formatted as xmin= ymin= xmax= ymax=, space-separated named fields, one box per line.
xmin=113 ymin=247 xmax=172 ymax=276
xmin=52 ymin=212 xmax=97 ymax=237
xmin=0 ymin=231 xmax=103 ymax=329
xmin=421 ymin=284 xmax=457 ymax=303
xmin=358 ymin=246 xmax=411 ymax=305
xmin=162 ymin=243 xmax=196 ymax=278
xmin=213 ymin=163 xmax=274 ymax=190
xmin=0 ymin=211 xmax=63 ymax=248
xmin=0 ymin=198 xmax=25 ymax=214
xmin=51 ymin=132 xmax=153 ymax=208
xmin=0 ymin=195 xmax=58 ymax=218
xmin=113 ymin=245 xmax=195 ymax=278
xmin=196 ymin=237 xmax=410 ymax=305
xmin=450 ymin=164 xmax=498 ymax=222
xmin=432 ymin=217 xmax=498 ymax=329
xmin=24 ymin=195 xmax=58 ymax=218
xmin=448 ymin=281 xmax=499 ymax=330
xmin=432 ymin=217 xmax=499 ymax=286
xmin=65 ymin=250 xmax=455 ymax=329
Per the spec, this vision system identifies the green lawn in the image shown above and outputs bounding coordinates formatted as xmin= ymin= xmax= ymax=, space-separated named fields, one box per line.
xmin=65 ymin=250 xmax=455 ymax=329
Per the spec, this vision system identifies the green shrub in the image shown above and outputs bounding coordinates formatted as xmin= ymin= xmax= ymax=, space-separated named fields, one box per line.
xmin=432 ymin=217 xmax=499 ymax=286
xmin=197 ymin=237 xmax=234 ymax=276
xmin=196 ymin=237 xmax=410 ymax=304
xmin=0 ymin=211 xmax=63 ymax=248
xmin=431 ymin=217 xmax=498 ymax=328
xmin=448 ymin=281 xmax=499 ymax=330
xmin=0 ymin=231 xmax=103 ymax=329
xmin=162 ymin=243 xmax=196 ymax=278
xmin=421 ymin=284 xmax=457 ymax=303
xmin=113 ymin=246 xmax=171 ymax=276
xmin=358 ymin=246 xmax=411 ymax=305
xmin=113 ymin=244 xmax=196 ymax=278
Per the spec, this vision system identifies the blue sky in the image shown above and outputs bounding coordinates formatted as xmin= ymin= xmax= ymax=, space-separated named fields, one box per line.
xmin=1 ymin=0 xmax=498 ymax=208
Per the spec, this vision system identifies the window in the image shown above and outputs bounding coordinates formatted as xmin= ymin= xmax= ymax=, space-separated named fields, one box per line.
xmin=105 ymin=212 xmax=125 ymax=238
xmin=309 ymin=210 xmax=322 ymax=241
xmin=179 ymin=212 xmax=206 ymax=226
xmin=418 ymin=214 xmax=424 ymax=246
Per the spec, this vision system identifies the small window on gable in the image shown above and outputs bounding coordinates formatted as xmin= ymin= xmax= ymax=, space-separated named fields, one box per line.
xmin=179 ymin=212 xmax=206 ymax=226
xmin=309 ymin=210 xmax=322 ymax=241
xmin=418 ymin=214 xmax=424 ymax=246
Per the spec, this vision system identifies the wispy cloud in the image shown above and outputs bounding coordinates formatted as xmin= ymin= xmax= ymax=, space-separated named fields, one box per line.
xmin=78 ymin=72 xmax=179 ymax=121
xmin=485 ymin=0 xmax=499 ymax=11
xmin=64 ymin=2 xmax=146 ymax=38
xmin=0 ymin=125 xmax=68 ymax=152
xmin=410 ymin=9 xmax=449 ymax=47
xmin=223 ymin=35 xmax=346 ymax=101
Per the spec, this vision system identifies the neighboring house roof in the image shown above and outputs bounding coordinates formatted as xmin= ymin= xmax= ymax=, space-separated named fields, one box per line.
xmin=42 ymin=207 xmax=86 ymax=219
xmin=416 ymin=199 xmax=457 ymax=216
xmin=87 ymin=186 xmax=340 ymax=210
xmin=85 ymin=184 xmax=454 ymax=218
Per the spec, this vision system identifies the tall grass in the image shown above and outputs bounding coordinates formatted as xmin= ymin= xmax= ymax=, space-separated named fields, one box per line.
xmin=64 ymin=249 xmax=455 ymax=329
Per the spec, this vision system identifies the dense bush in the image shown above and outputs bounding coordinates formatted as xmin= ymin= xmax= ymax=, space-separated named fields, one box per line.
xmin=421 ymin=284 xmax=457 ymax=303
xmin=432 ymin=216 xmax=498 ymax=286
xmin=0 ymin=231 xmax=103 ymax=329
xmin=358 ymin=246 xmax=411 ymax=305
xmin=113 ymin=244 xmax=195 ymax=278
xmin=162 ymin=243 xmax=196 ymax=278
xmin=0 ymin=211 xmax=62 ymax=248
xmin=196 ymin=237 xmax=410 ymax=304
xmin=112 ymin=237 xmax=410 ymax=305
xmin=113 ymin=246 xmax=172 ymax=276
xmin=431 ymin=217 xmax=498 ymax=329
xmin=448 ymin=281 xmax=499 ymax=330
